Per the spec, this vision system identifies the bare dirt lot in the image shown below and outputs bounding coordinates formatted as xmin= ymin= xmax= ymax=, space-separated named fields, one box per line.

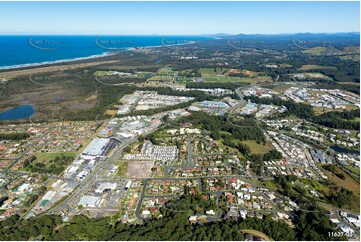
xmin=125 ymin=160 xmax=154 ymax=178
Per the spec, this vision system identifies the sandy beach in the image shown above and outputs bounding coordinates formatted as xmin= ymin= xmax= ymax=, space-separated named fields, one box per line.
xmin=0 ymin=59 xmax=120 ymax=79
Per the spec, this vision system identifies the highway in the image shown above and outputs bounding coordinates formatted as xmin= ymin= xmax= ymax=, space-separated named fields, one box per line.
xmin=47 ymin=137 xmax=137 ymax=215
xmin=45 ymin=114 xmax=166 ymax=215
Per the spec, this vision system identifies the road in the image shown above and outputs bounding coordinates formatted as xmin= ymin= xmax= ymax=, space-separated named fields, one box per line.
xmin=187 ymin=136 xmax=193 ymax=167
xmin=45 ymin=114 xmax=165 ymax=215
xmin=47 ymin=138 xmax=137 ymax=214
xmin=225 ymin=86 xmax=255 ymax=128
xmin=135 ymin=179 xmax=149 ymax=220
xmin=318 ymin=202 xmax=360 ymax=234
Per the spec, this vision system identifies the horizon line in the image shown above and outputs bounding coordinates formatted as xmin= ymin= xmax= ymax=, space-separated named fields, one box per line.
xmin=0 ymin=31 xmax=360 ymax=36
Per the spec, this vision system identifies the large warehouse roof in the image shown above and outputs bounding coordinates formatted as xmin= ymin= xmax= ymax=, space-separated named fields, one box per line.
xmin=82 ymin=137 xmax=109 ymax=156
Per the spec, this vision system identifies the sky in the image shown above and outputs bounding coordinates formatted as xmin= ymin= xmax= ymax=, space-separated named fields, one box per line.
xmin=0 ymin=1 xmax=359 ymax=35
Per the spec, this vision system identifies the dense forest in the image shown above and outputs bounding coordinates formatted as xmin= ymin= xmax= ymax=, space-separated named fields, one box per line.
xmin=176 ymin=112 xmax=266 ymax=143
xmin=0 ymin=193 xmax=344 ymax=241
xmin=0 ymin=132 xmax=30 ymax=141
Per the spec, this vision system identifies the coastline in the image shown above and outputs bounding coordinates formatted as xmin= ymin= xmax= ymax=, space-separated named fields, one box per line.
xmin=0 ymin=51 xmax=115 ymax=71
xmin=0 ymin=40 xmax=196 ymax=72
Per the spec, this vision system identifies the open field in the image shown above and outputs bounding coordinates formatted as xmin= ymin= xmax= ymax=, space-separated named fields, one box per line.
xmin=148 ymin=75 xmax=173 ymax=82
xmin=261 ymin=180 xmax=278 ymax=191
xmin=93 ymin=71 xmax=115 ymax=76
xmin=320 ymin=166 xmax=360 ymax=197
xmin=200 ymin=75 xmax=270 ymax=83
xmin=224 ymin=69 xmax=260 ymax=77
xmin=104 ymin=110 xmax=118 ymax=116
xmin=313 ymin=104 xmax=359 ymax=115
xmin=116 ymin=161 xmax=129 ymax=176
xmin=298 ymin=65 xmax=337 ymax=71
xmin=240 ymin=140 xmax=274 ymax=155
xmin=302 ymin=46 xmax=343 ymax=56
xmin=158 ymin=69 xmax=177 ymax=76
xmin=345 ymin=165 xmax=360 ymax=175
xmin=176 ymin=77 xmax=193 ymax=83
xmin=199 ymin=67 xmax=227 ymax=77
xmin=35 ymin=152 xmax=75 ymax=162
xmin=290 ymin=72 xmax=333 ymax=81
xmin=22 ymin=152 xmax=76 ymax=174
xmin=202 ymin=76 xmax=263 ymax=83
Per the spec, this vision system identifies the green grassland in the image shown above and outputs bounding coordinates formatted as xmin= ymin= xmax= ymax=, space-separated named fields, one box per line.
xmin=176 ymin=77 xmax=194 ymax=83
xmin=202 ymin=76 xmax=253 ymax=83
xmin=302 ymin=46 xmax=343 ymax=56
xmin=178 ymin=68 xmax=199 ymax=77
xmin=345 ymin=165 xmax=360 ymax=175
xmin=35 ymin=152 xmax=76 ymax=162
xmin=93 ymin=71 xmax=114 ymax=76
xmin=148 ymin=75 xmax=174 ymax=82
xmin=116 ymin=161 xmax=129 ymax=176
xmin=22 ymin=152 xmax=76 ymax=175
xmin=298 ymin=65 xmax=337 ymax=71
xmin=147 ymin=66 xmax=177 ymax=82
xmin=158 ymin=66 xmax=178 ymax=76
xmin=136 ymin=71 xmax=154 ymax=78
xmin=199 ymin=67 xmax=229 ymax=77
xmin=239 ymin=140 xmax=274 ymax=155
xmin=320 ymin=165 xmax=360 ymax=197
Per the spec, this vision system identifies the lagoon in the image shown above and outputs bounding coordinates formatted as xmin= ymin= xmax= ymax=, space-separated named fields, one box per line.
xmin=0 ymin=105 xmax=35 ymax=121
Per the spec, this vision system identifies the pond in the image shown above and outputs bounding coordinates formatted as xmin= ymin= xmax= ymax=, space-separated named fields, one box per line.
xmin=330 ymin=145 xmax=360 ymax=155
xmin=0 ymin=105 xmax=35 ymax=121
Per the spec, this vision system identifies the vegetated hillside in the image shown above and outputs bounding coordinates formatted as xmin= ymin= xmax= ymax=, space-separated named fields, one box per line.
xmin=0 ymin=193 xmax=345 ymax=241
xmin=302 ymin=46 xmax=343 ymax=56
xmin=343 ymin=46 xmax=360 ymax=54
xmin=303 ymin=45 xmax=360 ymax=56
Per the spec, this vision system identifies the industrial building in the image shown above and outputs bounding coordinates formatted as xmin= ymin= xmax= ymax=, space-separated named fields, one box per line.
xmin=82 ymin=138 xmax=110 ymax=156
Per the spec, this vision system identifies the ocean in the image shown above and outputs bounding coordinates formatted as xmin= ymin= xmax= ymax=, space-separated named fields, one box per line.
xmin=0 ymin=35 xmax=210 ymax=70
